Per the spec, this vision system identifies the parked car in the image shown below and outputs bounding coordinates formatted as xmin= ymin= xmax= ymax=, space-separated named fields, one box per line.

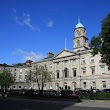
xmin=74 ymin=88 xmax=89 ymax=95
xmin=103 ymin=89 xmax=110 ymax=92
xmin=61 ymin=90 xmax=81 ymax=101
xmin=10 ymin=89 xmax=19 ymax=95
xmin=19 ymin=89 xmax=29 ymax=95
xmin=43 ymin=89 xmax=61 ymax=98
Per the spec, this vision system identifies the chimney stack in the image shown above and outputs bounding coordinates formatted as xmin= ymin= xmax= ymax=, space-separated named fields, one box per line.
xmin=48 ymin=52 xmax=54 ymax=58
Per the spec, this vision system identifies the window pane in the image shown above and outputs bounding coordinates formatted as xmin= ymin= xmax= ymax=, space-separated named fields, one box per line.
xmin=101 ymin=66 xmax=105 ymax=74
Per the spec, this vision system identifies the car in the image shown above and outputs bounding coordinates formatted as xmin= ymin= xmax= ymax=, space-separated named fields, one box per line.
xmin=43 ymin=89 xmax=61 ymax=98
xmin=103 ymin=89 xmax=110 ymax=92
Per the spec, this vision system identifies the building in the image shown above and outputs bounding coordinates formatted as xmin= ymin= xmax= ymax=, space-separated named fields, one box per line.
xmin=0 ymin=63 xmax=31 ymax=90
xmin=31 ymin=19 xmax=110 ymax=91
xmin=1 ymin=19 xmax=110 ymax=91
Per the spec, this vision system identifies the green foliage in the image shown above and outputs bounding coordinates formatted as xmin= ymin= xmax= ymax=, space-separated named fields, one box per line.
xmin=0 ymin=69 xmax=14 ymax=88
xmin=89 ymin=36 xmax=102 ymax=55
xmin=82 ymin=92 xmax=110 ymax=100
xmin=90 ymin=12 xmax=110 ymax=69
xmin=100 ymin=13 xmax=110 ymax=69
xmin=2 ymin=63 xmax=8 ymax=66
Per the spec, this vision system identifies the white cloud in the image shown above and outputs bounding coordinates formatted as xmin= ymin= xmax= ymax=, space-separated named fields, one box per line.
xmin=47 ymin=20 xmax=54 ymax=28
xmin=12 ymin=8 xmax=16 ymax=13
xmin=12 ymin=10 xmax=40 ymax=32
xmin=13 ymin=49 xmax=45 ymax=62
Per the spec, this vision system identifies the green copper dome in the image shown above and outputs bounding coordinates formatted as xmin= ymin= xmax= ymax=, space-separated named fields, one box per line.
xmin=75 ymin=18 xmax=84 ymax=28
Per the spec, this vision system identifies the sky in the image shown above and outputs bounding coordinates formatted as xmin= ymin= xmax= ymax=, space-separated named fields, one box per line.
xmin=0 ymin=0 xmax=110 ymax=65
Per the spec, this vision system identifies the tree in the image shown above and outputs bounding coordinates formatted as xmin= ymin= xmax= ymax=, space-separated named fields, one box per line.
xmin=89 ymin=12 xmax=110 ymax=69
xmin=89 ymin=35 xmax=102 ymax=55
xmin=0 ymin=69 xmax=14 ymax=96
xmin=26 ymin=65 xmax=52 ymax=94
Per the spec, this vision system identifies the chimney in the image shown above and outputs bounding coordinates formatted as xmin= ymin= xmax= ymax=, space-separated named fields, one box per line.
xmin=48 ymin=52 xmax=54 ymax=58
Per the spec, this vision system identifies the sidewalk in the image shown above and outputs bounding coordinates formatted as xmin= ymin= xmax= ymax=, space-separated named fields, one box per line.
xmin=74 ymin=99 xmax=110 ymax=108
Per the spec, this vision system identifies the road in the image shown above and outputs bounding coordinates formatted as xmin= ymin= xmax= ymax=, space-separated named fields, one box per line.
xmin=0 ymin=97 xmax=110 ymax=110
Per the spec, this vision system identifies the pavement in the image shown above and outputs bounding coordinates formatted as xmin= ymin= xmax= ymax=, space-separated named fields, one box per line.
xmin=1 ymin=94 xmax=110 ymax=108
xmin=62 ymin=100 xmax=110 ymax=110
xmin=73 ymin=99 xmax=110 ymax=108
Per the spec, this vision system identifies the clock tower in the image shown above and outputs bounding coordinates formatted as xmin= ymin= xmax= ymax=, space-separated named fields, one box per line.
xmin=73 ymin=18 xmax=89 ymax=52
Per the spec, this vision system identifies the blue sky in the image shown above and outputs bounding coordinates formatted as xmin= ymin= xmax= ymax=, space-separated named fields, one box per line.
xmin=0 ymin=0 xmax=110 ymax=64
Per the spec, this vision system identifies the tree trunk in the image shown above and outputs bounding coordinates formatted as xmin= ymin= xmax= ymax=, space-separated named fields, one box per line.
xmin=36 ymin=78 xmax=40 ymax=93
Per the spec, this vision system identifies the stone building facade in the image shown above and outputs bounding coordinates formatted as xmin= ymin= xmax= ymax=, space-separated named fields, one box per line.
xmin=1 ymin=19 xmax=110 ymax=91
xmin=0 ymin=63 xmax=30 ymax=89
xmin=31 ymin=19 xmax=110 ymax=91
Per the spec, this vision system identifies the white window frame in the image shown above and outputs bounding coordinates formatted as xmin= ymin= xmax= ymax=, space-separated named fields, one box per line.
xmin=93 ymin=81 xmax=96 ymax=89
xmin=90 ymin=56 xmax=94 ymax=63
xmin=82 ymin=57 xmax=85 ymax=64
xmin=20 ymin=69 xmax=22 ymax=72
xmin=91 ymin=66 xmax=95 ymax=75
xmin=100 ymin=66 xmax=105 ymax=74
xmin=102 ymin=81 xmax=106 ymax=88
xmin=82 ymin=67 xmax=86 ymax=75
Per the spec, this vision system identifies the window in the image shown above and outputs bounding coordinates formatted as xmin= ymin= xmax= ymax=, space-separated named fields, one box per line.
xmin=64 ymin=68 xmax=68 ymax=78
xmin=82 ymin=67 xmax=86 ymax=75
xmin=56 ymin=70 xmax=60 ymax=78
xmin=25 ymin=74 xmax=27 ymax=80
xmin=83 ymin=82 xmax=86 ymax=89
xmin=77 ymin=40 xmax=80 ymax=47
xmin=14 ymin=73 xmax=16 ymax=76
xmin=82 ymin=57 xmax=85 ymax=64
xmin=20 ymin=69 xmax=22 ymax=72
xmin=19 ymin=75 xmax=22 ymax=80
xmin=91 ymin=66 xmax=95 ymax=75
xmin=50 ymin=64 xmax=52 ymax=69
xmin=65 ymin=85 xmax=67 ymax=90
xmin=73 ymin=68 xmax=76 ymax=77
xmin=14 ymin=78 xmax=16 ymax=81
xmin=102 ymin=81 xmax=106 ymax=88
xmin=101 ymin=66 xmax=105 ymax=74
xmin=93 ymin=81 xmax=96 ymax=89
xmin=90 ymin=56 xmax=94 ymax=63
xmin=49 ymin=72 xmax=52 ymax=78
xmin=73 ymin=59 xmax=76 ymax=65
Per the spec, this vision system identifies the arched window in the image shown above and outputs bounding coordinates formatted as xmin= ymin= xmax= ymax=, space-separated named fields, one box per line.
xmin=64 ymin=68 xmax=68 ymax=78
xmin=77 ymin=40 xmax=80 ymax=47
xmin=56 ymin=70 xmax=59 ymax=78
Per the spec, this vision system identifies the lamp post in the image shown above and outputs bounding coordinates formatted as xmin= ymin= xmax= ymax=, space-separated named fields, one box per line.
xmin=80 ymin=75 xmax=81 ymax=89
xmin=28 ymin=60 xmax=32 ymax=89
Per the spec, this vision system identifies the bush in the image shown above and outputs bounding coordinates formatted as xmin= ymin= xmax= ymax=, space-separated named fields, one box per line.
xmin=82 ymin=92 xmax=110 ymax=100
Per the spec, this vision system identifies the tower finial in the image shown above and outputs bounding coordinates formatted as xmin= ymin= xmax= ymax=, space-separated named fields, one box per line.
xmin=78 ymin=16 xmax=80 ymax=23
xmin=65 ymin=38 xmax=67 ymax=50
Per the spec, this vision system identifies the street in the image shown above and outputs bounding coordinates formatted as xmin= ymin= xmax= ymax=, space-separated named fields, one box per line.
xmin=0 ymin=97 xmax=110 ymax=110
